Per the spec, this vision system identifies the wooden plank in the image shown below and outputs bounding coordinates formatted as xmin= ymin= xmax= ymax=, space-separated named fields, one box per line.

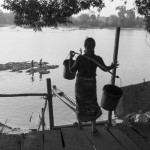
xmin=21 ymin=132 xmax=43 ymax=150
xmin=23 ymin=130 xmax=62 ymax=150
xmin=0 ymin=134 xmax=21 ymax=150
xmin=61 ymin=127 xmax=94 ymax=150
xmin=44 ymin=130 xmax=62 ymax=150
xmin=0 ymin=93 xmax=47 ymax=97
xmin=54 ymin=120 xmax=107 ymax=129
xmin=117 ymin=124 xmax=150 ymax=150
xmin=29 ymin=112 xmax=41 ymax=131
xmin=115 ymin=81 xmax=150 ymax=118
xmin=108 ymin=126 xmax=140 ymax=150
xmin=83 ymin=125 xmax=125 ymax=150
xmin=130 ymin=122 xmax=150 ymax=140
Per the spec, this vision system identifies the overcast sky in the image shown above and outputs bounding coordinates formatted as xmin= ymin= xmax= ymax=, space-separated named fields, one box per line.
xmin=0 ymin=0 xmax=136 ymax=16
xmin=101 ymin=0 xmax=135 ymax=16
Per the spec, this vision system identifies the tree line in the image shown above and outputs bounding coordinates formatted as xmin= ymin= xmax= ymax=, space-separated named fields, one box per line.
xmin=0 ymin=6 xmax=144 ymax=29
xmin=68 ymin=6 xmax=144 ymax=28
xmin=0 ymin=10 xmax=14 ymax=26
xmin=2 ymin=0 xmax=150 ymax=32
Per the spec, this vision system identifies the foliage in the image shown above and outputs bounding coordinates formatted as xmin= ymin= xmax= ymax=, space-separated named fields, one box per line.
xmin=69 ymin=11 xmax=144 ymax=28
xmin=115 ymin=6 xmax=136 ymax=27
xmin=116 ymin=6 xmax=127 ymax=27
xmin=135 ymin=0 xmax=150 ymax=32
xmin=0 ymin=9 xmax=144 ymax=29
xmin=2 ymin=0 xmax=104 ymax=31
xmin=0 ymin=10 xmax=14 ymax=25
xmin=0 ymin=10 xmax=7 ymax=24
xmin=2 ymin=0 xmax=150 ymax=32
xmin=0 ymin=4 xmax=144 ymax=29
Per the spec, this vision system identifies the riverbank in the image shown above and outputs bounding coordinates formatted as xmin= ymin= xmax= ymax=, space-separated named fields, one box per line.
xmin=0 ymin=25 xmax=145 ymax=31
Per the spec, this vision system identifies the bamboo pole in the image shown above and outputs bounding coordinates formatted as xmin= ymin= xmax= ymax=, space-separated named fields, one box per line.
xmin=46 ymin=78 xmax=54 ymax=129
xmin=42 ymin=108 xmax=45 ymax=150
xmin=108 ymin=27 xmax=120 ymax=125
xmin=0 ymin=93 xmax=47 ymax=97
xmin=38 ymin=98 xmax=48 ymax=131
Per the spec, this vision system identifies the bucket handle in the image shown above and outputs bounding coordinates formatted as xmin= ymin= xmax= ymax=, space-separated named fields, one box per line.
xmin=64 ymin=52 xmax=76 ymax=74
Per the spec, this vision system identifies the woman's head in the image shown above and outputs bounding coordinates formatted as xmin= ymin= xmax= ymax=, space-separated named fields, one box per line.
xmin=84 ymin=37 xmax=96 ymax=54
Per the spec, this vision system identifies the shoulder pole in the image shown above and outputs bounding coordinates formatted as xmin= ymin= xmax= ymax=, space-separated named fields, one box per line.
xmin=108 ymin=27 xmax=120 ymax=125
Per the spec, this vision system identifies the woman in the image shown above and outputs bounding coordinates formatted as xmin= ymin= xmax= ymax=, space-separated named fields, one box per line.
xmin=69 ymin=37 xmax=118 ymax=135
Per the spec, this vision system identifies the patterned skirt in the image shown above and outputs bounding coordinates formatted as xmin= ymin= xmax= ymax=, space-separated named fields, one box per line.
xmin=75 ymin=77 xmax=102 ymax=122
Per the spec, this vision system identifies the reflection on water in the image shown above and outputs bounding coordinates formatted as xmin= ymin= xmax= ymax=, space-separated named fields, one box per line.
xmin=30 ymin=73 xmax=43 ymax=82
xmin=0 ymin=27 xmax=149 ymax=129
xmin=31 ymin=73 xmax=35 ymax=82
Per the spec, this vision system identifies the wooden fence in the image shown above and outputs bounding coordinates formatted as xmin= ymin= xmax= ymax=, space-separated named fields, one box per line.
xmin=0 ymin=78 xmax=54 ymax=130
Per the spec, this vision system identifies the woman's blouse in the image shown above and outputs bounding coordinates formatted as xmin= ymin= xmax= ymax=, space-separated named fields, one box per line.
xmin=70 ymin=53 xmax=108 ymax=78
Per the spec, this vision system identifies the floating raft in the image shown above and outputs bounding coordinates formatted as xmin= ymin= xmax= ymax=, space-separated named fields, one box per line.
xmin=0 ymin=122 xmax=150 ymax=150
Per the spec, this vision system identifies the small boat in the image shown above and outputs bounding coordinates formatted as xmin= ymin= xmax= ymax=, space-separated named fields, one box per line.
xmin=26 ymin=67 xmax=38 ymax=73
xmin=52 ymin=85 xmax=76 ymax=112
xmin=39 ymin=70 xmax=50 ymax=74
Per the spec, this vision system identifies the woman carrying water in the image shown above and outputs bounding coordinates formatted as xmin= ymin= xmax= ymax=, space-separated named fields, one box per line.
xmin=69 ymin=37 xmax=118 ymax=135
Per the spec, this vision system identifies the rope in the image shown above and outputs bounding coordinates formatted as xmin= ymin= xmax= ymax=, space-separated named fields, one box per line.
xmin=65 ymin=53 xmax=70 ymax=60
xmin=119 ymin=76 xmax=123 ymax=87
xmin=72 ymin=51 xmax=119 ymax=78
xmin=145 ymin=31 xmax=150 ymax=49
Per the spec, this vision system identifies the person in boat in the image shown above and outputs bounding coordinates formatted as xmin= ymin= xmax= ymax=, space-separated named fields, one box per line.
xmin=69 ymin=37 xmax=118 ymax=135
xmin=39 ymin=59 xmax=42 ymax=69
xmin=31 ymin=60 xmax=34 ymax=68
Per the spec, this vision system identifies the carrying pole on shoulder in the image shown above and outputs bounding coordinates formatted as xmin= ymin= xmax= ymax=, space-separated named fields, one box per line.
xmin=108 ymin=27 xmax=121 ymax=125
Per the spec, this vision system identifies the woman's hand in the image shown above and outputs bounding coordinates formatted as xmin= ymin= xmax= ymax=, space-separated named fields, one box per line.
xmin=70 ymin=51 xmax=75 ymax=59
xmin=111 ymin=62 xmax=119 ymax=69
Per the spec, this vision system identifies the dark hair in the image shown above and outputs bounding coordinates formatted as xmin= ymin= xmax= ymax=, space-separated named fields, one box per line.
xmin=84 ymin=37 xmax=96 ymax=49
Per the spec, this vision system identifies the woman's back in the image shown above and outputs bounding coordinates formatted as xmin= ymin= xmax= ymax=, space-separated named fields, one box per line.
xmin=72 ymin=53 xmax=104 ymax=78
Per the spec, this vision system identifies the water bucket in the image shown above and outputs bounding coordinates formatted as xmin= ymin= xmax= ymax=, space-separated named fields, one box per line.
xmin=63 ymin=59 xmax=75 ymax=80
xmin=101 ymin=84 xmax=123 ymax=111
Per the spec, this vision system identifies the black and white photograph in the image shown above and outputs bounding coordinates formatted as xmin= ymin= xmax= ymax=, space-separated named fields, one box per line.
xmin=0 ymin=0 xmax=150 ymax=149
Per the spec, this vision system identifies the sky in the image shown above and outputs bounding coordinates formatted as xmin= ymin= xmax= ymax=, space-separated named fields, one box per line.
xmin=0 ymin=0 xmax=136 ymax=17
xmin=100 ymin=0 xmax=136 ymax=16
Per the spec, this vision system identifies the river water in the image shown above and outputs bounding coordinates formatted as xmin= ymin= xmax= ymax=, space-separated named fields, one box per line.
xmin=0 ymin=27 xmax=150 ymax=129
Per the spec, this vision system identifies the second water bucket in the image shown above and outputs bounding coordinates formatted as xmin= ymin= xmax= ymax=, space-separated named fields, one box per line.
xmin=63 ymin=59 xmax=76 ymax=80
xmin=101 ymin=84 xmax=123 ymax=111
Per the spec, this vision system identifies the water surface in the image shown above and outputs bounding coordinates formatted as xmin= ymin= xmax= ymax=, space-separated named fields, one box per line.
xmin=0 ymin=27 xmax=150 ymax=129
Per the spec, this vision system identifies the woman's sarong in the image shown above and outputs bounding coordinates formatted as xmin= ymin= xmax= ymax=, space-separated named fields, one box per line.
xmin=75 ymin=77 xmax=102 ymax=122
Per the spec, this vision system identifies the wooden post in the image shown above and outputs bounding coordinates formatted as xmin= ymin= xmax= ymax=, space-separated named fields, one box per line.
xmin=108 ymin=27 xmax=120 ymax=125
xmin=47 ymin=78 xmax=54 ymax=129
xmin=42 ymin=108 xmax=45 ymax=132
xmin=42 ymin=108 xmax=45 ymax=150
xmin=41 ymin=108 xmax=45 ymax=150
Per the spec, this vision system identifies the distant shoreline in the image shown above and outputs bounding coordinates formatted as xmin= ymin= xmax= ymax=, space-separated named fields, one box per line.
xmin=0 ymin=24 xmax=145 ymax=31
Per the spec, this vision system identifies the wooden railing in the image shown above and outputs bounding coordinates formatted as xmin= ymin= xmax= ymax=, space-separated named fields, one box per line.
xmin=0 ymin=78 xmax=54 ymax=130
